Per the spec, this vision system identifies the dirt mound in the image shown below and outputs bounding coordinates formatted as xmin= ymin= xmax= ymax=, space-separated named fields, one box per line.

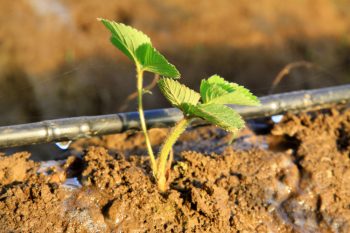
xmin=1 ymin=107 xmax=350 ymax=232
xmin=0 ymin=152 xmax=37 ymax=185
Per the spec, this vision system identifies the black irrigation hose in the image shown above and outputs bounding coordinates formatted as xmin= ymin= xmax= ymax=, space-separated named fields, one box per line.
xmin=0 ymin=84 xmax=350 ymax=148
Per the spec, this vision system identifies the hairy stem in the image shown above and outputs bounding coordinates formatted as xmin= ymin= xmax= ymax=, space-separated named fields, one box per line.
xmin=136 ymin=67 xmax=157 ymax=174
xmin=157 ymin=117 xmax=191 ymax=192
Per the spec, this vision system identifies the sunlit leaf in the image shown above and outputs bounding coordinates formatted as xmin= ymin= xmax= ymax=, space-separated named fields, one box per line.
xmin=200 ymin=75 xmax=260 ymax=106
xmin=136 ymin=44 xmax=180 ymax=78
xmin=100 ymin=19 xmax=180 ymax=78
xmin=182 ymin=103 xmax=245 ymax=132
xmin=99 ymin=18 xmax=151 ymax=62
xmin=158 ymin=78 xmax=200 ymax=109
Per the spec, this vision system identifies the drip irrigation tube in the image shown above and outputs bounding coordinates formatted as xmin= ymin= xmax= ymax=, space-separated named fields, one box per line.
xmin=0 ymin=84 xmax=350 ymax=148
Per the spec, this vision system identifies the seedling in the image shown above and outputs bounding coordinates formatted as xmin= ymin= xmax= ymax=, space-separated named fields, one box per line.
xmin=156 ymin=76 xmax=260 ymax=191
xmin=99 ymin=19 xmax=259 ymax=192
xmin=99 ymin=19 xmax=180 ymax=174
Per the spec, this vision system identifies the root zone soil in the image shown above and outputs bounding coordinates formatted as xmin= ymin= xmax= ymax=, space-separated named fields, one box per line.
xmin=1 ymin=107 xmax=350 ymax=232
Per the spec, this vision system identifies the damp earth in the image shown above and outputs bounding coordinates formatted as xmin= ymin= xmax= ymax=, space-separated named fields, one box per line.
xmin=0 ymin=107 xmax=350 ymax=232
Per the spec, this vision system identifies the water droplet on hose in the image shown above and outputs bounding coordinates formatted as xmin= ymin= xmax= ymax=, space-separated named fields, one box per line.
xmin=55 ymin=141 xmax=72 ymax=150
xmin=271 ymin=114 xmax=283 ymax=123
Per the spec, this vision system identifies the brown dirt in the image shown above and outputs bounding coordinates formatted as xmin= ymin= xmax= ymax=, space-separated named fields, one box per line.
xmin=1 ymin=107 xmax=350 ymax=232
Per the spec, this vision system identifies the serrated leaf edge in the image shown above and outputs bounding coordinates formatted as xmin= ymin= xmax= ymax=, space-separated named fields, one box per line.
xmin=182 ymin=103 xmax=245 ymax=132
xmin=200 ymin=75 xmax=260 ymax=106
xmin=136 ymin=44 xmax=180 ymax=78
xmin=158 ymin=78 xmax=200 ymax=108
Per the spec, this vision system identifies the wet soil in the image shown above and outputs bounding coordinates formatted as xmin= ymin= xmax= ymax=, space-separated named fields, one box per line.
xmin=1 ymin=107 xmax=350 ymax=232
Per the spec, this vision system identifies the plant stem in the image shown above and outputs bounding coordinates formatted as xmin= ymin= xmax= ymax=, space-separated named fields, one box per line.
xmin=136 ymin=67 xmax=157 ymax=174
xmin=157 ymin=117 xmax=191 ymax=192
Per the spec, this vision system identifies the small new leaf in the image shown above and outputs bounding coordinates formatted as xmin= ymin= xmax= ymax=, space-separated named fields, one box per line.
xmin=100 ymin=19 xmax=180 ymax=78
xmin=200 ymin=75 xmax=260 ymax=106
xmin=136 ymin=44 xmax=180 ymax=78
xmin=99 ymin=18 xmax=151 ymax=62
xmin=158 ymin=78 xmax=200 ymax=109
xmin=182 ymin=103 xmax=245 ymax=132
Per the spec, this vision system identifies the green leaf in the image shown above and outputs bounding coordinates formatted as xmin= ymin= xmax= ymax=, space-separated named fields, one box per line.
xmin=200 ymin=75 xmax=260 ymax=106
xmin=99 ymin=18 xmax=151 ymax=62
xmin=158 ymin=78 xmax=200 ymax=109
xmin=182 ymin=103 xmax=245 ymax=132
xmin=136 ymin=44 xmax=180 ymax=78
xmin=100 ymin=19 xmax=180 ymax=78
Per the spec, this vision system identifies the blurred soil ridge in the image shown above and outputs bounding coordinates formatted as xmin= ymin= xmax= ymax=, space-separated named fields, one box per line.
xmin=1 ymin=0 xmax=350 ymax=125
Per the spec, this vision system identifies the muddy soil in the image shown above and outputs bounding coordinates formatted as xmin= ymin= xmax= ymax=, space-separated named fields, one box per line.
xmin=0 ymin=107 xmax=350 ymax=232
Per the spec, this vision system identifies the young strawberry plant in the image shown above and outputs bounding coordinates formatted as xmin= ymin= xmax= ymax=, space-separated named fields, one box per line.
xmin=99 ymin=19 xmax=259 ymax=192
xmin=156 ymin=76 xmax=260 ymax=191
xmin=99 ymin=18 xmax=180 ymax=174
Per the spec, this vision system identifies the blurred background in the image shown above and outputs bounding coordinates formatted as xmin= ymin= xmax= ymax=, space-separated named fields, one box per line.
xmin=1 ymin=0 xmax=350 ymax=126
